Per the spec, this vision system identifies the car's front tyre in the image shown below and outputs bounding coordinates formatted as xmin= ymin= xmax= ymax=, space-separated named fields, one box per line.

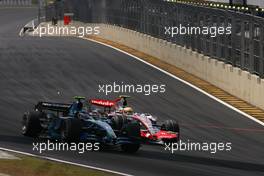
xmin=161 ymin=120 xmax=180 ymax=133
xmin=161 ymin=120 xmax=180 ymax=143
xmin=22 ymin=111 xmax=42 ymax=137
xmin=60 ymin=118 xmax=82 ymax=142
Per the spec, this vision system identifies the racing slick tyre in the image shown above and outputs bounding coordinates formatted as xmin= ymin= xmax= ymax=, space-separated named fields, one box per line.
xmin=121 ymin=143 xmax=140 ymax=153
xmin=111 ymin=115 xmax=128 ymax=131
xmin=22 ymin=111 xmax=43 ymax=137
xmin=121 ymin=121 xmax=141 ymax=138
xmin=161 ymin=120 xmax=180 ymax=142
xmin=60 ymin=118 xmax=82 ymax=142
xmin=161 ymin=120 xmax=179 ymax=133
xmin=120 ymin=122 xmax=141 ymax=153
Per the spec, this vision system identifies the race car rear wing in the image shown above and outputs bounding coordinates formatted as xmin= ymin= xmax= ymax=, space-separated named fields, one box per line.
xmin=35 ymin=102 xmax=71 ymax=112
xmin=89 ymin=95 xmax=131 ymax=108
xmin=89 ymin=99 xmax=116 ymax=107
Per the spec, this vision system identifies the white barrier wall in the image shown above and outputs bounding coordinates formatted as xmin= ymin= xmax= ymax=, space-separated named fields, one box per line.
xmin=0 ymin=0 xmax=32 ymax=6
xmin=84 ymin=23 xmax=264 ymax=110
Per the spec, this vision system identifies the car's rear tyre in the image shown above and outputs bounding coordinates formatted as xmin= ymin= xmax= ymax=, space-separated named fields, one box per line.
xmin=60 ymin=118 xmax=82 ymax=142
xmin=121 ymin=122 xmax=141 ymax=138
xmin=111 ymin=115 xmax=127 ymax=131
xmin=120 ymin=122 xmax=141 ymax=153
xmin=22 ymin=111 xmax=43 ymax=137
xmin=121 ymin=143 xmax=140 ymax=153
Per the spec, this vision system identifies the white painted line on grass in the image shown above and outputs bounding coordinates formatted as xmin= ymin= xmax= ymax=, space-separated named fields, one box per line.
xmin=0 ymin=147 xmax=133 ymax=176
xmin=83 ymin=37 xmax=264 ymax=127
xmin=0 ymin=173 xmax=10 ymax=176
xmin=0 ymin=150 xmax=20 ymax=160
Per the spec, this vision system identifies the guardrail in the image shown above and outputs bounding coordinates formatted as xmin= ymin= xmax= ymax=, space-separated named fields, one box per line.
xmin=0 ymin=0 xmax=32 ymax=6
xmin=45 ymin=0 xmax=264 ymax=77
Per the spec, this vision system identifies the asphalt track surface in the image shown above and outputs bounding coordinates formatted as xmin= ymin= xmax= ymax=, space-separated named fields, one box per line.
xmin=0 ymin=7 xmax=264 ymax=176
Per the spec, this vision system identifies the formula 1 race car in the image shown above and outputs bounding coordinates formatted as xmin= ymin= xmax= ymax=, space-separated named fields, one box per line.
xmin=22 ymin=96 xmax=141 ymax=153
xmin=89 ymin=96 xmax=180 ymax=145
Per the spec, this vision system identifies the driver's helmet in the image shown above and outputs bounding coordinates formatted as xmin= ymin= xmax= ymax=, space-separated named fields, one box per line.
xmin=69 ymin=101 xmax=83 ymax=117
xmin=76 ymin=101 xmax=83 ymax=111
xmin=123 ymin=107 xmax=133 ymax=115
xmin=144 ymin=113 xmax=157 ymax=124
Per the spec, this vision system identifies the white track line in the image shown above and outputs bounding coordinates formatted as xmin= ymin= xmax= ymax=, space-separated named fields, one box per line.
xmin=0 ymin=147 xmax=133 ymax=176
xmin=83 ymin=37 xmax=264 ymax=127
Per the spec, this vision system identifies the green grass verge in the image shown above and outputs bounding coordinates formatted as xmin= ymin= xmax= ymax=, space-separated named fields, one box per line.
xmin=0 ymin=154 xmax=116 ymax=176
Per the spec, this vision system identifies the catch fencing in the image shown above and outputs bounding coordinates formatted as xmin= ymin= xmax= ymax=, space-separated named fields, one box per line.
xmin=0 ymin=0 xmax=32 ymax=6
xmin=45 ymin=0 xmax=264 ymax=77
